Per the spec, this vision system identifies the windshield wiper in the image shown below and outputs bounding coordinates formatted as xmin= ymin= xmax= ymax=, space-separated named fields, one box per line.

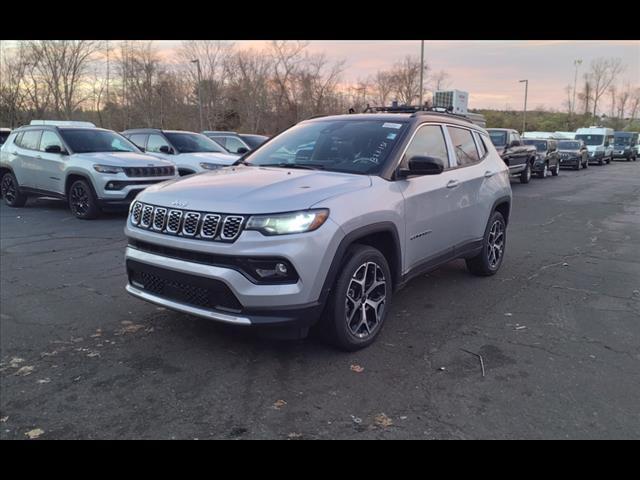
xmin=271 ymin=163 xmax=325 ymax=170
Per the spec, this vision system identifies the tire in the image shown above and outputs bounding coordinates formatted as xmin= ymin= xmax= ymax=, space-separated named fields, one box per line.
xmin=583 ymin=157 xmax=588 ymax=169
xmin=606 ymin=156 xmax=611 ymax=164
xmin=519 ymin=162 xmax=532 ymax=184
xmin=321 ymin=244 xmax=392 ymax=351
xmin=1 ymin=171 xmax=28 ymax=207
xmin=68 ymin=179 xmax=100 ymax=219
xmin=537 ymin=163 xmax=548 ymax=179
xmin=598 ymin=158 xmax=604 ymax=166
xmin=466 ymin=211 xmax=507 ymax=277
xmin=573 ymin=160 xmax=581 ymax=171
xmin=551 ymin=162 xmax=559 ymax=176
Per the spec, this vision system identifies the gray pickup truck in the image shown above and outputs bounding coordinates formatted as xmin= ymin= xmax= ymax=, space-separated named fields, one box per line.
xmin=487 ymin=129 xmax=538 ymax=183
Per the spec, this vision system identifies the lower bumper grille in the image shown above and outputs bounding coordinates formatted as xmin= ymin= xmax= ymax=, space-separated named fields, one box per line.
xmin=127 ymin=260 xmax=242 ymax=312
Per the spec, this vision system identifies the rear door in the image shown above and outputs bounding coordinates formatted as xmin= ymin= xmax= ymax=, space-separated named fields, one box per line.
xmin=13 ymin=129 xmax=42 ymax=188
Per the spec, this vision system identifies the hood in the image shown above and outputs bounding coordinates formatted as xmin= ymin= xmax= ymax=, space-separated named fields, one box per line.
xmin=73 ymin=151 xmax=174 ymax=167
xmin=137 ymin=165 xmax=372 ymax=214
xmin=176 ymin=151 xmax=239 ymax=166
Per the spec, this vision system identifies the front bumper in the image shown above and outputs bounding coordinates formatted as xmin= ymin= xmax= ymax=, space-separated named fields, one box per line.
xmin=612 ymin=149 xmax=632 ymax=159
xmin=559 ymin=155 xmax=581 ymax=167
xmin=96 ymin=176 xmax=175 ymax=206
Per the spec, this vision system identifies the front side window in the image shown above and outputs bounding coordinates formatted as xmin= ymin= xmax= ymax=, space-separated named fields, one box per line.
xmin=164 ymin=132 xmax=226 ymax=154
xmin=558 ymin=141 xmax=580 ymax=150
xmin=401 ymin=125 xmax=449 ymax=169
xmin=220 ymin=136 xmax=248 ymax=154
xmin=20 ymin=130 xmax=42 ymax=150
xmin=128 ymin=134 xmax=148 ymax=150
xmin=243 ymin=119 xmax=409 ymax=175
xmin=58 ymin=129 xmax=138 ymax=153
xmin=40 ymin=131 xmax=64 ymax=151
xmin=448 ymin=126 xmax=480 ymax=167
xmin=523 ymin=139 xmax=548 ymax=152
xmin=146 ymin=134 xmax=171 ymax=153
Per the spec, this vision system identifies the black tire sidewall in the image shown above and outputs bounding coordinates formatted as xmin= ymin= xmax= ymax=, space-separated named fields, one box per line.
xmin=482 ymin=211 xmax=507 ymax=274
xmin=68 ymin=179 xmax=99 ymax=219
xmin=1 ymin=172 xmax=27 ymax=207
xmin=326 ymin=245 xmax=392 ymax=350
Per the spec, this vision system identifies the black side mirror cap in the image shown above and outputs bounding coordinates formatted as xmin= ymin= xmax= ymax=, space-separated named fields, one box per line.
xmin=44 ymin=145 xmax=64 ymax=154
xmin=159 ymin=145 xmax=173 ymax=154
xmin=398 ymin=155 xmax=445 ymax=178
xmin=236 ymin=147 xmax=249 ymax=155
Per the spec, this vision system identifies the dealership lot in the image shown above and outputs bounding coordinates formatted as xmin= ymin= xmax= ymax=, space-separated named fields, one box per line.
xmin=1 ymin=162 xmax=639 ymax=439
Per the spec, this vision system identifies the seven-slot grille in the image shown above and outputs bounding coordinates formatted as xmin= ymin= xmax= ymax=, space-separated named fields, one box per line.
xmin=130 ymin=202 xmax=244 ymax=242
xmin=123 ymin=166 xmax=175 ymax=177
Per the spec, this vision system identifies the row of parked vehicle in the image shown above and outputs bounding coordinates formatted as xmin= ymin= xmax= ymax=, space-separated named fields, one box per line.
xmin=486 ymin=127 xmax=639 ymax=184
xmin=0 ymin=110 xmax=637 ymax=350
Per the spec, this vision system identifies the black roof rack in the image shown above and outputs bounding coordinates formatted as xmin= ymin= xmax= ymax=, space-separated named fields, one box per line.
xmin=361 ymin=103 xmax=473 ymax=123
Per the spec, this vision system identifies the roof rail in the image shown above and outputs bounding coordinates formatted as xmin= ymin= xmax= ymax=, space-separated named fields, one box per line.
xmin=361 ymin=104 xmax=475 ymax=123
xmin=30 ymin=120 xmax=96 ymax=128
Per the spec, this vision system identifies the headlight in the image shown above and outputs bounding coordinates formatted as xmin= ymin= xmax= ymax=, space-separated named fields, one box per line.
xmin=199 ymin=162 xmax=223 ymax=170
xmin=93 ymin=164 xmax=123 ymax=174
xmin=246 ymin=209 xmax=329 ymax=236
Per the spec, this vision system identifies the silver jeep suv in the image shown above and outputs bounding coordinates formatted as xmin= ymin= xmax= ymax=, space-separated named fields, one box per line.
xmin=0 ymin=121 xmax=177 ymax=219
xmin=124 ymin=111 xmax=512 ymax=350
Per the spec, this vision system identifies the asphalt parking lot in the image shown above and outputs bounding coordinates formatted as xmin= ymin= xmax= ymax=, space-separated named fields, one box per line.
xmin=1 ymin=161 xmax=639 ymax=439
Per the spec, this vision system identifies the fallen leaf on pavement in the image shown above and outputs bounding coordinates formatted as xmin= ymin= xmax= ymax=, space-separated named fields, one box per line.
xmin=273 ymin=399 xmax=287 ymax=410
xmin=374 ymin=413 xmax=393 ymax=428
xmin=1 ymin=416 xmax=8 ymax=423
xmin=36 ymin=378 xmax=51 ymax=384
xmin=350 ymin=364 xmax=364 ymax=373
xmin=25 ymin=428 xmax=44 ymax=439
xmin=9 ymin=357 xmax=25 ymax=368
xmin=117 ymin=324 xmax=144 ymax=334
xmin=15 ymin=365 xmax=34 ymax=376
xmin=287 ymin=432 xmax=303 ymax=439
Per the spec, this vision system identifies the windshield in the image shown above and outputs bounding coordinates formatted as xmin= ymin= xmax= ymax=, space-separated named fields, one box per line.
xmin=575 ymin=134 xmax=604 ymax=146
xmin=242 ymin=119 xmax=408 ymax=174
xmin=523 ymin=139 xmax=548 ymax=152
xmin=558 ymin=141 xmax=581 ymax=150
xmin=164 ymin=132 xmax=226 ymax=153
xmin=488 ymin=130 xmax=507 ymax=146
xmin=614 ymin=136 xmax=631 ymax=145
xmin=59 ymin=129 xmax=139 ymax=153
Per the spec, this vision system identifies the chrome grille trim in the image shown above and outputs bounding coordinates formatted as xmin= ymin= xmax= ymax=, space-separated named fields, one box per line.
xmin=200 ymin=214 xmax=221 ymax=239
xmin=130 ymin=202 xmax=245 ymax=242
xmin=152 ymin=207 xmax=167 ymax=231
xmin=221 ymin=216 xmax=244 ymax=240
xmin=182 ymin=212 xmax=201 ymax=236
xmin=166 ymin=210 xmax=183 ymax=234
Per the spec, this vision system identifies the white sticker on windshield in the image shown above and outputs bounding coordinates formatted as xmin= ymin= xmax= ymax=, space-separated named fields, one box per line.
xmin=386 ymin=133 xmax=397 ymax=140
xmin=382 ymin=122 xmax=402 ymax=129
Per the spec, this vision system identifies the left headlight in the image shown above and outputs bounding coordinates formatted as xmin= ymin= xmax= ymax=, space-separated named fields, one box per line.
xmin=93 ymin=164 xmax=124 ymax=174
xmin=246 ymin=209 xmax=329 ymax=236
xmin=199 ymin=162 xmax=223 ymax=170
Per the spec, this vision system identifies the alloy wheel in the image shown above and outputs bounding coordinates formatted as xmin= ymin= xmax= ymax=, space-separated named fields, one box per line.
xmin=1 ymin=175 xmax=16 ymax=203
xmin=70 ymin=184 xmax=90 ymax=216
xmin=345 ymin=261 xmax=387 ymax=339
xmin=487 ymin=219 xmax=505 ymax=269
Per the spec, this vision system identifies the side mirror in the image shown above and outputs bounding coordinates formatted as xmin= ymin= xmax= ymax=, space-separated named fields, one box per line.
xmin=509 ymin=140 xmax=521 ymax=148
xmin=236 ymin=147 xmax=249 ymax=155
xmin=159 ymin=145 xmax=173 ymax=154
xmin=398 ymin=155 xmax=444 ymax=177
xmin=45 ymin=145 xmax=63 ymax=154
xmin=137 ymin=146 xmax=146 ymax=152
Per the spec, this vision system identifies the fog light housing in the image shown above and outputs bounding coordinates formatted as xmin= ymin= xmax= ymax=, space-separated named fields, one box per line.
xmin=243 ymin=259 xmax=298 ymax=284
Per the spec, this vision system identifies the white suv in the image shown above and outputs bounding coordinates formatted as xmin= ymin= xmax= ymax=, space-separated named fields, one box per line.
xmin=124 ymin=110 xmax=512 ymax=350
xmin=0 ymin=121 xmax=177 ymax=219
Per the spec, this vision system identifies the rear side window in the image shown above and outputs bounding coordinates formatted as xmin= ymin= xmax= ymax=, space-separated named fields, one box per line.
xmin=473 ymin=131 xmax=487 ymax=158
xmin=447 ymin=126 xmax=480 ymax=167
xmin=20 ymin=130 xmax=42 ymax=150
xmin=40 ymin=131 xmax=64 ymax=151
xmin=402 ymin=125 xmax=449 ymax=169
xmin=128 ymin=134 xmax=148 ymax=149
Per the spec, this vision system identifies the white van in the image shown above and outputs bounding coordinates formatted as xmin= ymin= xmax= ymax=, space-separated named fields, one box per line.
xmin=575 ymin=127 xmax=614 ymax=165
xmin=554 ymin=131 xmax=576 ymax=140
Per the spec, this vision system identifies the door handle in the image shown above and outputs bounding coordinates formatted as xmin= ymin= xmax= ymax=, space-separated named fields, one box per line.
xmin=484 ymin=170 xmax=496 ymax=178
xmin=446 ymin=180 xmax=459 ymax=189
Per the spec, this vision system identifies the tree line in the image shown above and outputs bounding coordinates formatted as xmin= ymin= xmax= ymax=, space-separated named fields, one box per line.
xmin=1 ymin=40 xmax=638 ymax=135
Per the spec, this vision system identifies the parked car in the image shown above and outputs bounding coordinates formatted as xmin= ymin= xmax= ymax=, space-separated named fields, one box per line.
xmin=0 ymin=121 xmax=176 ymax=219
xmin=122 ymin=129 xmax=238 ymax=176
xmin=557 ymin=139 xmax=589 ymax=170
xmin=124 ymin=110 xmax=512 ymax=350
xmin=201 ymin=131 xmax=252 ymax=155
xmin=239 ymin=134 xmax=269 ymax=150
xmin=554 ymin=131 xmax=576 ymax=140
xmin=486 ymin=128 xmax=538 ymax=183
xmin=522 ymin=138 xmax=561 ymax=178
xmin=575 ymin=127 xmax=614 ymax=165
xmin=611 ymin=131 xmax=638 ymax=161
xmin=0 ymin=128 xmax=11 ymax=146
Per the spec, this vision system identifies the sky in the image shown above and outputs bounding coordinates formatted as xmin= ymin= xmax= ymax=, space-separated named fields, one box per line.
xmin=154 ymin=40 xmax=640 ymax=110
xmin=3 ymin=40 xmax=639 ymax=110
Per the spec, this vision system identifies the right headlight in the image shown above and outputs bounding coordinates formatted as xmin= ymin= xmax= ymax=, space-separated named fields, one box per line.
xmin=199 ymin=162 xmax=223 ymax=170
xmin=245 ymin=209 xmax=329 ymax=236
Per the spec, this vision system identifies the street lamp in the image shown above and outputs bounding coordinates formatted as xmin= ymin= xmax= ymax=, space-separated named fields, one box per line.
xmin=572 ymin=59 xmax=582 ymax=122
xmin=519 ymin=79 xmax=528 ymax=134
xmin=419 ymin=40 xmax=425 ymax=107
xmin=191 ymin=59 xmax=203 ymax=131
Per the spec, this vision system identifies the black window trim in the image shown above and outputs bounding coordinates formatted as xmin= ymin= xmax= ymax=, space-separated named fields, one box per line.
xmin=39 ymin=129 xmax=65 ymax=153
xmin=393 ymin=122 xmax=452 ymax=176
xmin=445 ymin=124 xmax=484 ymax=170
xmin=16 ymin=128 xmax=43 ymax=152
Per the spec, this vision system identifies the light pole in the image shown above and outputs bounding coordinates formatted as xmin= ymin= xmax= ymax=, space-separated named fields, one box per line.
xmin=572 ymin=59 xmax=582 ymax=124
xmin=519 ymin=79 xmax=528 ymax=134
xmin=191 ymin=59 xmax=203 ymax=131
xmin=419 ymin=40 xmax=425 ymax=107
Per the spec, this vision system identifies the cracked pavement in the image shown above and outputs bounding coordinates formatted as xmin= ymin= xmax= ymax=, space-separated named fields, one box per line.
xmin=1 ymin=161 xmax=639 ymax=439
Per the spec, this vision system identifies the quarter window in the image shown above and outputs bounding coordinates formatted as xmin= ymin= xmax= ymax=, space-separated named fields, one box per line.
xmin=40 ymin=131 xmax=63 ymax=151
xmin=473 ymin=131 xmax=487 ymax=158
xmin=402 ymin=125 xmax=449 ymax=169
xmin=447 ymin=126 xmax=480 ymax=167
xmin=146 ymin=134 xmax=170 ymax=153
xmin=20 ymin=130 xmax=42 ymax=150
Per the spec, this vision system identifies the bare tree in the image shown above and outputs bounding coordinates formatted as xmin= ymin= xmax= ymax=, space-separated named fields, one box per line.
xmin=390 ymin=55 xmax=426 ymax=105
xmin=371 ymin=71 xmax=394 ymax=107
xmin=587 ymin=57 xmax=625 ymax=118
